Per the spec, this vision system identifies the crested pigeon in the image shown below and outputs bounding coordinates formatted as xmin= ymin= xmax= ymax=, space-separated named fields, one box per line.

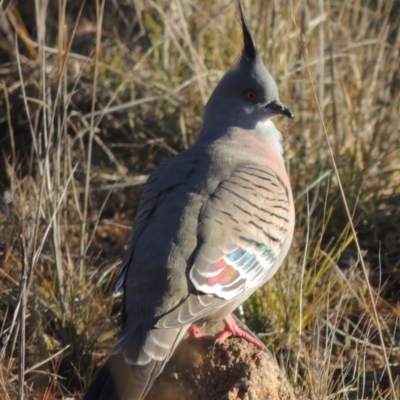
xmin=84 ymin=1 xmax=294 ymax=399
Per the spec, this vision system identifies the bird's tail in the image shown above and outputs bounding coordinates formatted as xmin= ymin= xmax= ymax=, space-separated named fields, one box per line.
xmin=84 ymin=325 xmax=189 ymax=400
xmin=84 ymin=354 xmax=162 ymax=400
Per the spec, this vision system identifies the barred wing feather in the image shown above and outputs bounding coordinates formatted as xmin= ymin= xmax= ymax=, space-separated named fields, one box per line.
xmin=190 ymin=165 xmax=290 ymax=301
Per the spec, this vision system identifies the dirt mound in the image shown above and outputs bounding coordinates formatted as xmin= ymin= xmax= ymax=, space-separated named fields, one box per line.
xmin=147 ymin=336 xmax=304 ymax=400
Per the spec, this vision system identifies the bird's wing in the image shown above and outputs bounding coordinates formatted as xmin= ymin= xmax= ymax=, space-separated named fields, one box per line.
xmin=115 ymin=154 xmax=198 ymax=293
xmin=159 ymin=163 xmax=293 ymax=328
xmin=115 ymin=162 xmax=168 ymax=293
xmin=98 ymin=155 xmax=199 ymax=400
xmin=192 ymin=165 xmax=292 ymax=299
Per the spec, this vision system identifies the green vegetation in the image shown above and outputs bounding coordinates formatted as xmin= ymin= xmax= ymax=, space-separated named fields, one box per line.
xmin=0 ymin=0 xmax=399 ymax=398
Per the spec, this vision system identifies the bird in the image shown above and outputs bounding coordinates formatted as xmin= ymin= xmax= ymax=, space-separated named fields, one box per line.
xmin=84 ymin=1 xmax=294 ymax=399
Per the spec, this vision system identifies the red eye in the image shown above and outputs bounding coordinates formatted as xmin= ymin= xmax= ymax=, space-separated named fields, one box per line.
xmin=243 ymin=89 xmax=260 ymax=103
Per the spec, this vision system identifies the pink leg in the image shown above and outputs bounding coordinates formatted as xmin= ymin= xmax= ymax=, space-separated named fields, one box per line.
xmin=189 ymin=325 xmax=214 ymax=340
xmin=217 ymin=314 xmax=264 ymax=349
xmin=189 ymin=314 xmax=264 ymax=350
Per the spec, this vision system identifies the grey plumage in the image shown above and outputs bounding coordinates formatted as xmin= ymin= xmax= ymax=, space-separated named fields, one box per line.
xmin=84 ymin=2 xmax=294 ymax=399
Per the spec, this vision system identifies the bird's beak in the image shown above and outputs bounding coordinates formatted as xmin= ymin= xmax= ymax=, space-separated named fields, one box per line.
xmin=266 ymin=100 xmax=294 ymax=119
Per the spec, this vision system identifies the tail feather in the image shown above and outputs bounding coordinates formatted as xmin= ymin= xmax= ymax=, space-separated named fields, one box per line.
xmin=84 ymin=354 xmax=162 ymax=400
xmin=84 ymin=356 xmax=119 ymax=400
xmin=84 ymin=325 xmax=189 ymax=400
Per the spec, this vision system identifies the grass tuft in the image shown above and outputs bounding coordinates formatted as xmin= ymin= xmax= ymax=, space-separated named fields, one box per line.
xmin=0 ymin=0 xmax=399 ymax=398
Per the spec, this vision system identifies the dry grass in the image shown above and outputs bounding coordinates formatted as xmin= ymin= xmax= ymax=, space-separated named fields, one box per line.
xmin=0 ymin=0 xmax=399 ymax=399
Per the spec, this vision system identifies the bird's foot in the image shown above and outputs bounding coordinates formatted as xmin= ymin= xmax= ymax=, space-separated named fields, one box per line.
xmin=189 ymin=314 xmax=264 ymax=350
xmin=217 ymin=314 xmax=264 ymax=349
xmin=189 ymin=325 xmax=214 ymax=340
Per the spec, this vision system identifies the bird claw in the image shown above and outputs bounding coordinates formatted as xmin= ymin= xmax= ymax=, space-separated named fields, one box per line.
xmin=189 ymin=325 xmax=214 ymax=340
xmin=190 ymin=314 xmax=264 ymax=350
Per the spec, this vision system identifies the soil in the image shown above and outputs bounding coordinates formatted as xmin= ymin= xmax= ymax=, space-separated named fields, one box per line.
xmin=146 ymin=336 xmax=305 ymax=400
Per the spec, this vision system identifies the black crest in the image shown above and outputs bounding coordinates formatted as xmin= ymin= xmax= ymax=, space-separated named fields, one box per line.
xmin=239 ymin=0 xmax=257 ymax=62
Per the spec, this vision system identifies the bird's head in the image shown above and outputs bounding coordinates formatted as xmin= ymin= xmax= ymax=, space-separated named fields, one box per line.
xmin=201 ymin=1 xmax=293 ymax=136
